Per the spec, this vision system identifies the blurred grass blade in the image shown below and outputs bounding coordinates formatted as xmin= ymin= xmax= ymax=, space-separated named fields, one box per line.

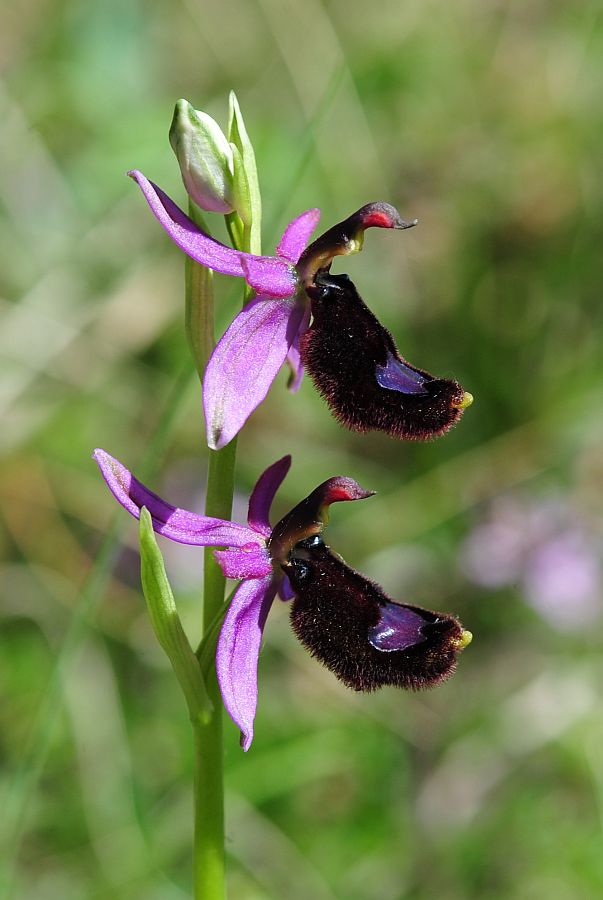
xmin=139 ymin=507 xmax=212 ymax=724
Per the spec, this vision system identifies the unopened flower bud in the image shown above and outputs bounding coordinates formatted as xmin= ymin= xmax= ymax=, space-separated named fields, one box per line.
xmin=169 ymin=99 xmax=235 ymax=213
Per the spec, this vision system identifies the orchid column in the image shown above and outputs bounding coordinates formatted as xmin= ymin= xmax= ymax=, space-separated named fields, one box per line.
xmin=171 ymin=94 xmax=262 ymax=900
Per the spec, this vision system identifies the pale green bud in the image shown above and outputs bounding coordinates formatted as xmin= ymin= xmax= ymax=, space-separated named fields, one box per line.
xmin=169 ymin=99 xmax=235 ymax=214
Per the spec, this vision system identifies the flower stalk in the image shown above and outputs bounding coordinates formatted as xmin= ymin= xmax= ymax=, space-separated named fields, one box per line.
xmin=185 ymin=201 xmax=214 ymax=381
xmin=193 ymin=442 xmax=237 ymax=900
xmin=190 ymin=94 xmax=262 ymax=898
xmin=94 ymin=92 xmax=475 ymax=900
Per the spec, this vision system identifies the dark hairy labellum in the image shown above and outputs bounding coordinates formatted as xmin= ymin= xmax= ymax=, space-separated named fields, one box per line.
xmin=301 ymin=273 xmax=472 ymax=440
xmin=285 ymin=536 xmax=471 ymax=691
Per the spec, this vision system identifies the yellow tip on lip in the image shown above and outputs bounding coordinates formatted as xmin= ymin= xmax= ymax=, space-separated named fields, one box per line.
xmin=453 ymin=629 xmax=473 ymax=651
xmin=452 ymin=391 xmax=474 ymax=410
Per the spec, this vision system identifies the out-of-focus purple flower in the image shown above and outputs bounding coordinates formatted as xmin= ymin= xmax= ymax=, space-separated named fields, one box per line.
xmin=524 ymin=531 xmax=601 ymax=629
xmin=130 ymin=171 xmax=472 ymax=448
xmin=461 ymin=506 xmax=526 ymax=588
xmin=461 ymin=494 xmax=602 ymax=631
xmin=95 ymin=448 xmax=471 ymax=749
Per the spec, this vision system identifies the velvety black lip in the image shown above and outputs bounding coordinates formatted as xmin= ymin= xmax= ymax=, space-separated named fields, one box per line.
xmin=300 ymin=273 xmax=471 ymax=441
xmin=284 ymin=539 xmax=470 ymax=692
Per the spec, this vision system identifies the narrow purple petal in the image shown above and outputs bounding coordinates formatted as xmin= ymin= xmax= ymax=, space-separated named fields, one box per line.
xmin=216 ymin=575 xmax=277 ymax=751
xmin=240 ymin=255 xmax=297 ymax=299
xmin=214 ymin=545 xmax=273 ymax=579
xmin=94 ymin=449 xmax=260 ymax=547
xmin=247 ymin=455 xmax=292 ymax=538
xmin=375 ymin=351 xmax=429 ymax=395
xmin=286 ymin=304 xmax=311 ymax=393
xmin=203 ymin=296 xmax=305 ymax=450
xmin=130 ymin=170 xmax=296 ymax=297
xmin=129 ymin=170 xmax=247 ymax=277
xmin=276 ymin=208 xmax=321 ymax=264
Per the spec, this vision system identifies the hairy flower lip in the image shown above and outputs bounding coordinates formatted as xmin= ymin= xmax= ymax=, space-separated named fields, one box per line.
xmin=286 ymin=539 xmax=471 ymax=691
xmin=300 ymin=272 xmax=473 ymax=440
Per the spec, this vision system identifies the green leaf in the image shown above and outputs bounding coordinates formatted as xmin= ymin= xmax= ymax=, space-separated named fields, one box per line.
xmin=139 ymin=507 xmax=212 ymax=724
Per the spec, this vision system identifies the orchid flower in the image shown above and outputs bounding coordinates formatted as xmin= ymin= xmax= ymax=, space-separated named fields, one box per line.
xmin=95 ymin=448 xmax=471 ymax=750
xmin=130 ymin=170 xmax=473 ymax=449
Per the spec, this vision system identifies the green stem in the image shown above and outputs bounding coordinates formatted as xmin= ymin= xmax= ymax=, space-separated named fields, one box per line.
xmin=193 ymin=442 xmax=237 ymax=900
xmin=189 ymin=198 xmax=249 ymax=899
xmin=186 ymin=202 xmax=214 ymax=381
xmin=189 ymin=136 xmax=258 ymax=897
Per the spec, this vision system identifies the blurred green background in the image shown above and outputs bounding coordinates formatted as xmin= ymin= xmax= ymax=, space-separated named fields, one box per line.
xmin=2 ymin=0 xmax=603 ymax=897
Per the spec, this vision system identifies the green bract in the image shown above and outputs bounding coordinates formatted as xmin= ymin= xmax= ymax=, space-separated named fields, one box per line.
xmin=139 ymin=507 xmax=212 ymax=725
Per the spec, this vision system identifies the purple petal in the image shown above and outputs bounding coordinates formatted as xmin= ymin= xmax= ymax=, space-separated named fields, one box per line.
xmin=368 ymin=602 xmax=429 ymax=652
xmin=216 ymin=575 xmax=277 ymax=751
xmin=286 ymin=304 xmax=311 ymax=393
xmin=240 ymin=255 xmax=297 ymax=299
xmin=214 ymin=545 xmax=273 ymax=579
xmin=130 ymin=170 xmax=296 ymax=297
xmin=247 ymin=455 xmax=292 ymax=538
xmin=375 ymin=351 xmax=429 ymax=395
xmin=129 ymin=170 xmax=247 ymax=277
xmin=276 ymin=208 xmax=321 ymax=264
xmin=203 ymin=296 xmax=305 ymax=450
xmin=94 ymin=449 xmax=260 ymax=547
